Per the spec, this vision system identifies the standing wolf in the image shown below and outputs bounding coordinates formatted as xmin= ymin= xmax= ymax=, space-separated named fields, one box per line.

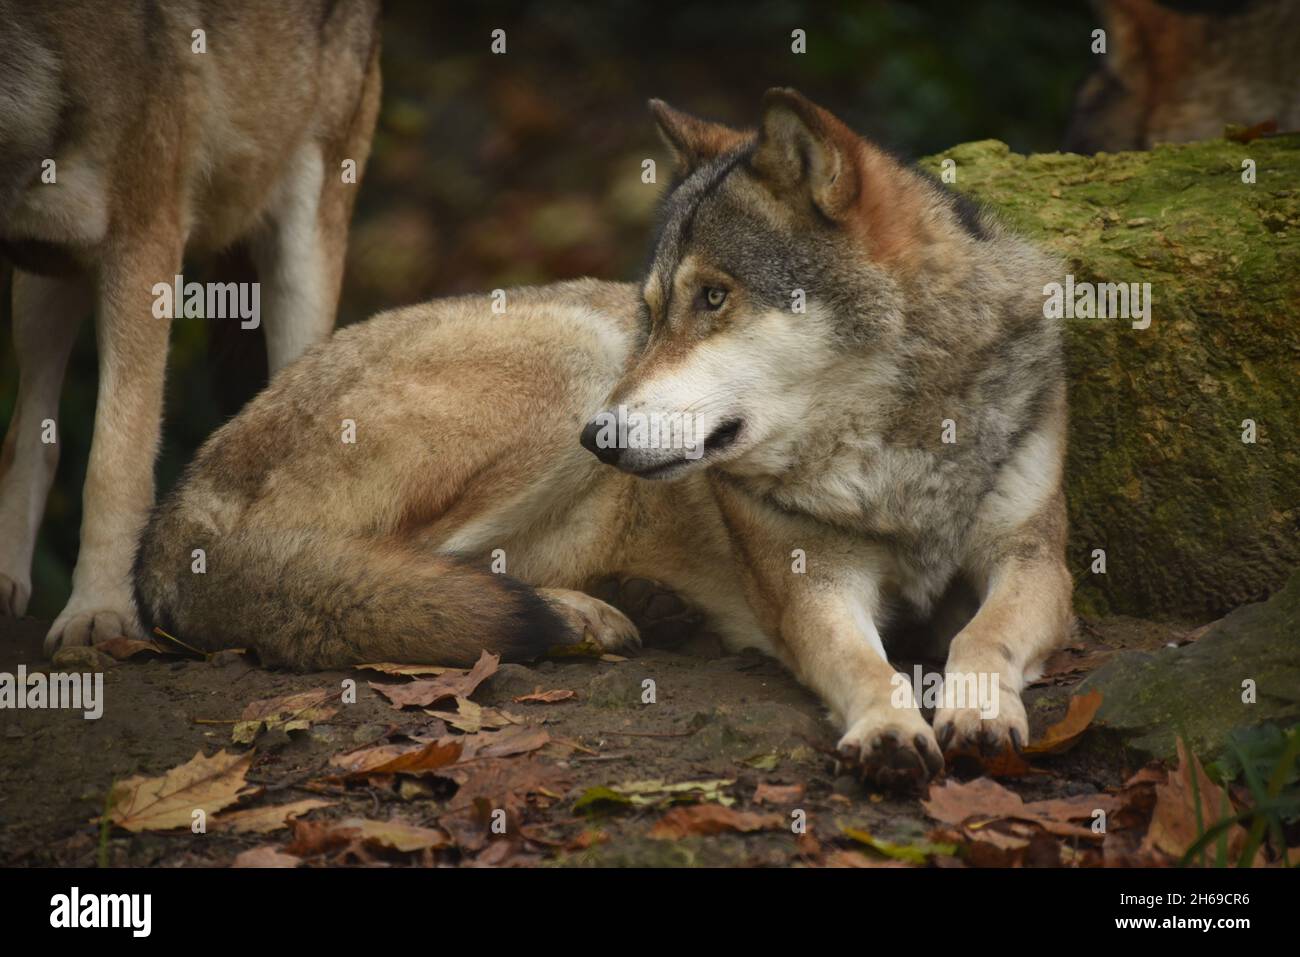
xmin=0 ymin=0 xmax=381 ymax=652
xmin=1065 ymin=0 xmax=1300 ymax=153
xmin=135 ymin=90 xmax=1072 ymax=785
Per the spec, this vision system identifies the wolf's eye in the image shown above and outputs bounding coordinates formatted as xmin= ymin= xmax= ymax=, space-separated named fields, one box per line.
xmin=701 ymin=287 xmax=728 ymax=310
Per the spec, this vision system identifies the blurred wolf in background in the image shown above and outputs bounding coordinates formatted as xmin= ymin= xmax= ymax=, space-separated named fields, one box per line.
xmin=1066 ymin=0 xmax=1300 ymax=152
xmin=0 ymin=0 xmax=381 ymax=652
xmin=135 ymin=89 xmax=1072 ymax=786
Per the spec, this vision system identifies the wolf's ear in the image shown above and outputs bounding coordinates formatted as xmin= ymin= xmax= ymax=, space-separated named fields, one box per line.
xmin=750 ymin=88 xmax=861 ymax=220
xmin=649 ymin=99 xmax=748 ymax=177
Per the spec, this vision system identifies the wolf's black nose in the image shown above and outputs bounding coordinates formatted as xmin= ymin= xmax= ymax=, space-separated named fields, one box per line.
xmin=581 ymin=418 xmax=622 ymax=465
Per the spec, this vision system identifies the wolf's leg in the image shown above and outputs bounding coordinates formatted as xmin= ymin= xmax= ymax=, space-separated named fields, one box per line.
xmin=536 ymin=588 xmax=642 ymax=655
xmin=251 ymin=142 xmax=334 ymax=374
xmin=935 ymin=500 xmax=1073 ymax=756
xmin=0 ymin=271 xmax=90 ymax=616
xmin=44 ymin=232 xmax=182 ymax=653
xmin=255 ymin=48 xmax=379 ymax=374
xmin=781 ymin=585 xmax=944 ymax=788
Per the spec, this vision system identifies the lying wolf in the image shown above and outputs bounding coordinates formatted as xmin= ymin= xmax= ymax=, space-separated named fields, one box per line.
xmin=134 ymin=90 xmax=1072 ymax=786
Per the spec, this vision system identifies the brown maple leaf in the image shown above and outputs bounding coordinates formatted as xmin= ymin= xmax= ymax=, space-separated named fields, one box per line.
xmin=1023 ymin=689 xmax=1103 ymax=755
xmin=104 ymin=750 xmax=258 ymax=832
xmin=370 ymin=651 xmax=499 ymax=709
xmin=513 ymin=688 xmax=577 ymax=704
xmin=648 ymin=804 xmax=784 ymax=839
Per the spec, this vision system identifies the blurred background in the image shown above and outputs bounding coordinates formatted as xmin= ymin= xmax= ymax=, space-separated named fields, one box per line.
xmin=3 ymin=0 xmax=1289 ymax=617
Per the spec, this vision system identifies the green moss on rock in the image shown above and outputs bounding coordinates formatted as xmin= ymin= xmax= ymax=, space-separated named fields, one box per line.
xmin=921 ymin=137 xmax=1300 ymax=617
xmin=1076 ymin=568 xmax=1300 ymax=763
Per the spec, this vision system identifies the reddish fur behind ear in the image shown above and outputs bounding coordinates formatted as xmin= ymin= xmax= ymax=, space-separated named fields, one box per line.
xmin=752 ymin=88 xmax=935 ymax=267
xmin=853 ymin=139 xmax=934 ymax=267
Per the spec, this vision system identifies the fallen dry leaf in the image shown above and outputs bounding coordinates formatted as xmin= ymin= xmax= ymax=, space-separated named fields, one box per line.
xmin=285 ymin=817 xmax=360 ymax=857
xmin=325 ymin=723 xmax=549 ymax=787
xmin=472 ymin=840 xmax=531 ymax=867
xmin=339 ymin=817 xmax=452 ymax=852
xmin=328 ymin=738 xmax=463 ymax=780
xmin=964 ymin=826 xmax=1030 ymax=851
xmin=565 ymin=829 xmax=609 ymax=851
xmin=945 ymin=745 xmax=1036 ymax=778
xmin=923 ymin=777 xmax=1114 ymax=840
xmin=513 ymin=688 xmax=577 ymax=704
xmin=233 ymin=689 xmax=338 ymax=744
xmin=214 ymin=799 xmax=334 ymax=834
xmin=923 ymin=777 xmax=1022 ymax=824
xmin=1023 ymin=689 xmax=1103 ymax=755
xmin=822 ymin=849 xmax=911 ymax=868
xmin=1142 ymin=738 xmax=1262 ymax=866
xmin=444 ymin=756 xmax=573 ymax=812
xmin=425 ymin=696 xmax=522 ymax=733
xmin=467 ymin=724 xmax=550 ymax=759
xmin=95 ymin=636 xmax=175 ymax=661
xmin=231 ymin=846 xmax=301 ymax=868
xmin=104 ymin=750 xmax=257 ymax=832
xmin=648 ymin=804 xmax=784 ymax=839
xmin=370 ymin=651 xmax=499 ymax=709
xmin=412 ymin=723 xmax=550 ymax=756
xmin=355 ymin=662 xmax=455 ymax=677
xmin=753 ymin=782 xmax=804 ymax=805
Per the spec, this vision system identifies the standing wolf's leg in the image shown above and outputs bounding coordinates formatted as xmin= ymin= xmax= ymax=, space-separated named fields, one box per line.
xmin=251 ymin=142 xmax=334 ymax=374
xmin=0 ymin=271 xmax=90 ymax=616
xmin=255 ymin=47 xmax=380 ymax=373
xmin=934 ymin=495 xmax=1073 ymax=755
xmin=44 ymin=232 xmax=182 ymax=652
xmin=781 ymin=583 xmax=944 ymax=787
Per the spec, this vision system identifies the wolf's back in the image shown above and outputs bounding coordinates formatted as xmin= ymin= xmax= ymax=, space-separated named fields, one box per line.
xmin=132 ymin=496 xmax=570 ymax=670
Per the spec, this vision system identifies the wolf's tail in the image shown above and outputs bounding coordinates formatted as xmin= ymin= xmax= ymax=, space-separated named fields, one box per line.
xmin=132 ymin=505 xmax=571 ymax=670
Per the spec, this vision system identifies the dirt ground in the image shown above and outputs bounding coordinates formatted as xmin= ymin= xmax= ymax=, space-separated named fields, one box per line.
xmin=0 ymin=609 xmax=1201 ymax=868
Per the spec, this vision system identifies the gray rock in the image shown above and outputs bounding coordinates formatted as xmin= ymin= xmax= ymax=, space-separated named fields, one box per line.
xmin=1079 ymin=568 xmax=1300 ymax=763
xmin=351 ymin=723 xmax=389 ymax=744
xmin=584 ymin=666 xmax=646 ymax=709
xmin=681 ymin=701 xmax=826 ymax=761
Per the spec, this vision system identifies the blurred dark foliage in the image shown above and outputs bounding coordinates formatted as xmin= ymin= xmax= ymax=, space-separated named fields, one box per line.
xmin=1 ymin=0 xmax=1096 ymax=616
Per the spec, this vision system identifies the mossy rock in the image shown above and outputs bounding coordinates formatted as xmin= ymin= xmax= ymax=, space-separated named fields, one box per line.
xmin=1076 ymin=567 xmax=1300 ymax=764
xmin=921 ymin=136 xmax=1300 ymax=618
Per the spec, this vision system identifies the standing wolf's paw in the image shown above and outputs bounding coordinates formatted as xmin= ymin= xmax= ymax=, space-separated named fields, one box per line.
xmin=538 ymin=588 xmax=642 ymax=655
xmin=837 ymin=709 xmax=944 ymax=790
xmin=0 ymin=573 xmax=31 ymax=618
xmin=933 ymin=691 xmax=1029 ymax=758
xmin=43 ymin=606 xmax=139 ymax=657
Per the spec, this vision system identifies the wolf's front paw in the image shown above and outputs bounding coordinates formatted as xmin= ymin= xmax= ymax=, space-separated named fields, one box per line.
xmin=43 ymin=606 xmax=138 ymax=657
xmin=0 ymin=573 xmax=31 ymax=617
xmin=837 ymin=710 xmax=944 ymax=790
xmin=933 ymin=691 xmax=1028 ymax=758
xmin=539 ymin=588 xmax=642 ymax=655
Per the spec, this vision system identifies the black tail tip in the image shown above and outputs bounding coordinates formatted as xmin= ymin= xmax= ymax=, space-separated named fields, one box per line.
xmin=495 ymin=576 xmax=573 ymax=661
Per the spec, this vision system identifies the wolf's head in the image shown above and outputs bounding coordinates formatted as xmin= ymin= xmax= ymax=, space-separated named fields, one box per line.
xmin=581 ymin=89 xmax=986 ymax=481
